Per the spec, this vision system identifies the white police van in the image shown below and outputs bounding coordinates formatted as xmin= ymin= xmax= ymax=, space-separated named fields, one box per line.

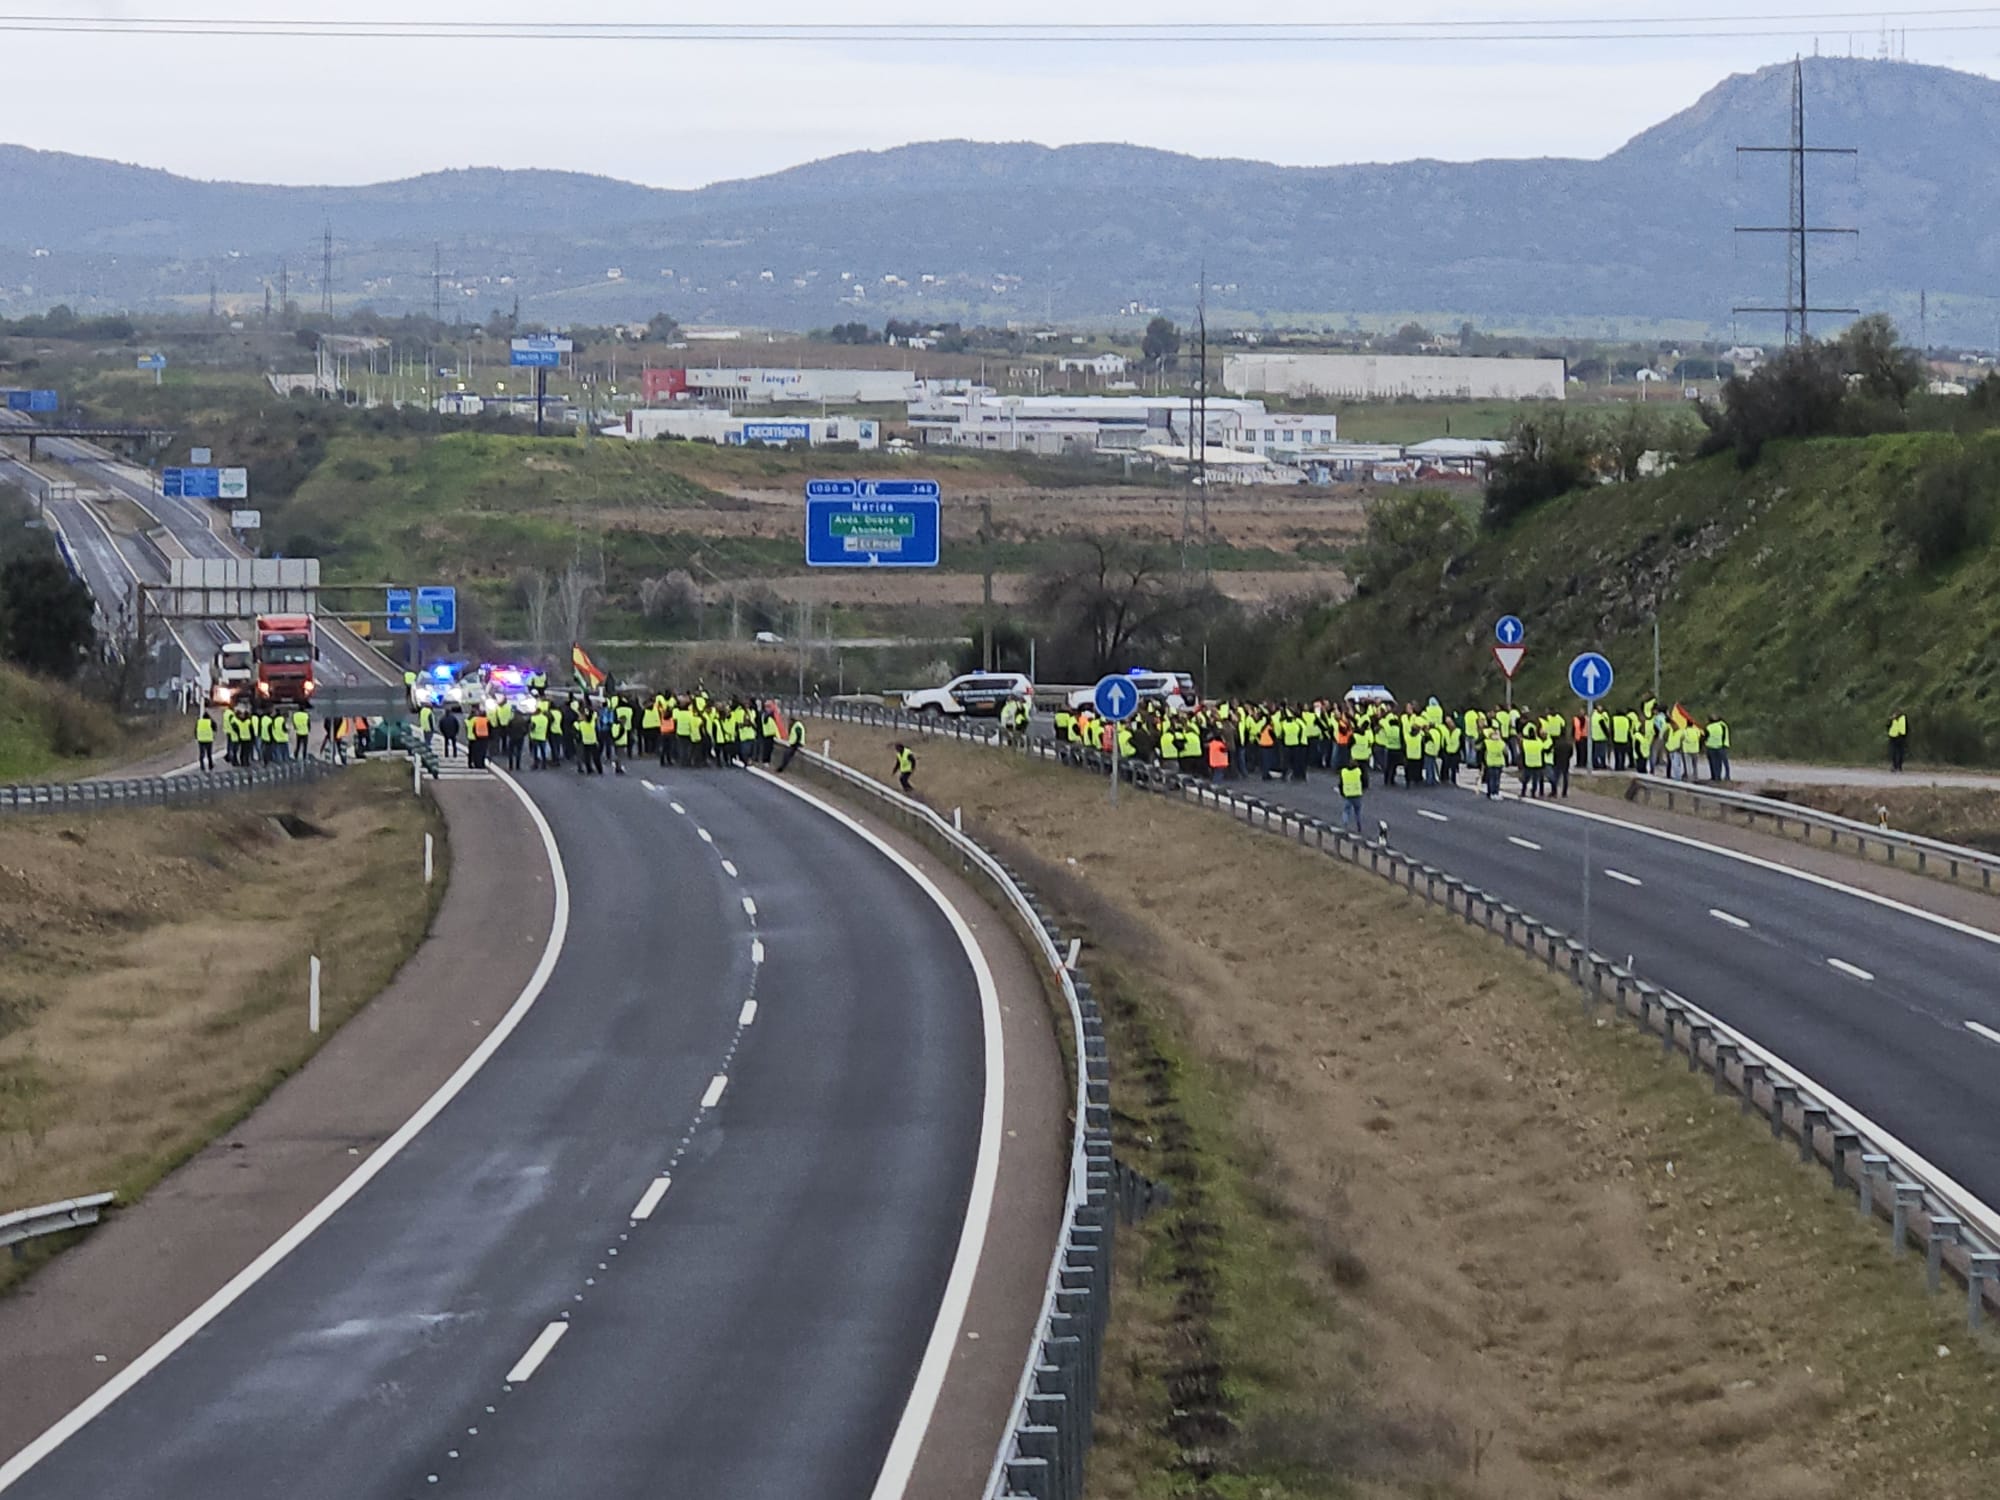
xmin=902 ymin=672 xmax=1035 ymax=717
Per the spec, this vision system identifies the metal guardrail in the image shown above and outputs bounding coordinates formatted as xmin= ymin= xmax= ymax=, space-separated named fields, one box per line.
xmin=786 ymin=742 xmax=1112 ymax=1500
xmin=0 ymin=1192 xmax=114 ymax=1255
xmin=804 ymin=699 xmax=2000 ymax=1339
xmin=0 ymin=756 xmax=327 ymax=814
xmin=1625 ymin=776 xmax=2000 ymax=891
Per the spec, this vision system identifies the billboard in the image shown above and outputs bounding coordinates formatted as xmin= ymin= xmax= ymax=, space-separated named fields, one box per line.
xmin=738 ymin=422 xmax=813 ymax=445
xmin=510 ymin=336 xmax=573 ymax=368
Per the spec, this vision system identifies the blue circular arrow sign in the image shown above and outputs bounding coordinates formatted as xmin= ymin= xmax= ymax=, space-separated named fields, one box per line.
xmin=1093 ymin=674 xmax=1140 ymax=721
xmin=1568 ymin=651 xmax=1614 ymax=701
xmin=1495 ymin=614 xmax=1525 ymax=645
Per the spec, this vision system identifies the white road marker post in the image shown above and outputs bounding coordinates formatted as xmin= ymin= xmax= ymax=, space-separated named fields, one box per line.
xmin=308 ymin=955 xmax=322 ymax=1034
xmin=412 ymin=755 xmax=421 ymax=796
xmin=423 ymin=832 xmax=434 ymax=886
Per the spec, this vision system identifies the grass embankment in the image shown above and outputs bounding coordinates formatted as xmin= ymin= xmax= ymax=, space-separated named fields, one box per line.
xmin=0 ymin=663 xmax=185 ymax=783
xmin=1765 ymin=784 xmax=2000 ymax=856
xmin=0 ymin=761 xmax=444 ymax=1285
xmin=1277 ymin=431 xmax=2000 ymax=765
xmin=828 ymin=730 xmax=2000 ymax=1498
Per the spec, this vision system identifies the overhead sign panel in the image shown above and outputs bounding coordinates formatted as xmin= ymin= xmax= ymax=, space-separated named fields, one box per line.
xmin=161 ymin=557 xmax=319 ymax=618
xmin=804 ymin=478 xmax=941 ymax=568
xmin=387 ymin=585 xmax=458 ymax=635
xmin=162 ymin=467 xmax=221 ymax=500
xmin=3 ymin=390 xmax=58 ymax=412
xmin=509 ymin=336 xmax=573 ymax=368
xmin=218 ymin=467 xmax=249 ymax=501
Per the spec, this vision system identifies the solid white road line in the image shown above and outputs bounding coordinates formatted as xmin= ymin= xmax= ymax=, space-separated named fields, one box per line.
xmin=697 ymin=828 xmax=713 ymax=844
xmin=721 ymin=860 xmax=738 ymax=878
xmin=0 ymin=766 xmax=573 ymax=1493
xmin=1507 ymin=835 xmax=1542 ymax=852
xmin=748 ymin=767 xmax=1005 ymax=1500
xmin=504 ymin=1322 xmax=569 ymax=1385
xmin=700 ymin=1074 xmax=728 ymax=1109
xmin=1966 ymin=1021 xmax=2000 ymax=1047
xmin=1828 ymin=958 xmax=1876 ymax=982
xmin=1418 ymin=809 xmax=1450 ymax=822
xmin=741 ymin=896 xmax=757 ymax=918
xmin=1605 ymin=869 xmax=1644 ymax=887
xmin=750 ymin=938 xmax=765 ymax=965
xmin=739 ymin=1000 xmax=758 ymax=1026
xmin=1709 ymin=908 xmax=1751 ymax=929
xmin=630 ymin=1176 xmax=672 ymax=1222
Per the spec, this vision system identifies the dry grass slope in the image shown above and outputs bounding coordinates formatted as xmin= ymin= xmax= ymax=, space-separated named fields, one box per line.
xmin=0 ymin=763 xmax=444 ymax=1284
xmin=818 ymin=729 xmax=2000 ymax=1498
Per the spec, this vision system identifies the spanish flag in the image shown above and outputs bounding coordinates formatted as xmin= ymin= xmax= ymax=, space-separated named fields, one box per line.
xmin=1669 ymin=702 xmax=1701 ymax=731
xmin=571 ymin=644 xmax=606 ymax=689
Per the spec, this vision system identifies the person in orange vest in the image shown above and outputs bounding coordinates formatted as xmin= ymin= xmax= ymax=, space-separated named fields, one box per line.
xmin=1205 ymin=730 xmax=1229 ymax=786
xmin=468 ymin=707 xmax=491 ymax=769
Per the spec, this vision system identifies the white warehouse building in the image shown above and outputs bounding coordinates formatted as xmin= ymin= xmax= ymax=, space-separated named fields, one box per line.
xmin=1223 ymin=353 xmax=1567 ymax=402
xmin=684 ymin=367 xmax=925 ymax=405
xmin=907 ymin=391 xmax=1337 ymax=458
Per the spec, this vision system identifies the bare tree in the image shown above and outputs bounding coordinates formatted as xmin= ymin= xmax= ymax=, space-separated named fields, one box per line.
xmin=1028 ymin=537 xmax=1197 ymax=679
xmin=553 ymin=561 xmax=600 ymax=648
xmin=517 ymin=568 xmax=554 ymax=656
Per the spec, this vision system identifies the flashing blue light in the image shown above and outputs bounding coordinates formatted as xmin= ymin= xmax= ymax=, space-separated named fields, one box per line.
xmin=429 ymin=664 xmax=456 ymax=679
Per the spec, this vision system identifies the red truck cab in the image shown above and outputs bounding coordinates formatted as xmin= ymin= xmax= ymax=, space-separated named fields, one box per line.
xmin=254 ymin=613 xmax=318 ymax=706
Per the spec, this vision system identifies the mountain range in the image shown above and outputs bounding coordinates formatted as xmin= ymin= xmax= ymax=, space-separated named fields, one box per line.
xmin=2 ymin=56 xmax=1997 ymax=341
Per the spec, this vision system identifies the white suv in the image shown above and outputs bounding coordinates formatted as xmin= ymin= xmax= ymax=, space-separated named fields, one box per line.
xmin=903 ymin=672 xmax=1035 ymax=717
xmin=1066 ymin=671 xmax=1199 ymax=714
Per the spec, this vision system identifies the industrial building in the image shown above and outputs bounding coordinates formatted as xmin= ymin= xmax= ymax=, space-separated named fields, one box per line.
xmin=1223 ymin=353 xmax=1567 ymax=402
xmin=641 ymin=366 xmax=925 ymax=405
xmin=905 ymin=391 xmax=1339 ymax=458
xmin=618 ymin=408 xmax=881 ymax=449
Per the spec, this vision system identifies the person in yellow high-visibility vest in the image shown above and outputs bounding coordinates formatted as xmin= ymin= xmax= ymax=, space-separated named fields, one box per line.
xmin=194 ymin=709 xmax=216 ymax=771
xmin=1888 ymin=711 xmax=1909 ymax=772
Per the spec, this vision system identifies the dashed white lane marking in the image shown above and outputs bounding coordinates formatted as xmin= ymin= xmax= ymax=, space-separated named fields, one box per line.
xmin=1506 ymin=835 xmax=1542 ymax=851
xmin=739 ymin=1000 xmax=758 ymax=1026
xmin=697 ymin=828 xmax=713 ymax=844
xmin=1966 ymin=1020 xmax=2000 ymax=1047
xmin=721 ymin=859 xmax=738 ymax=878
xmin=1418 ymin=809 xmax=1450 ymax=822
xmin=504 ymin=1322 xmax=569 ymax=1384
xmin=701 ymin=1074 xmax=728 ymax=1109
xmin=630 ymin=1177 xmax=672 ymax=1222
xmin=1827 ymin=958 xmax=1876 ymax=982
xmin=741 ymin=896 xmax=757 ymax=918
xmin=669 ymin=801 xmax=685 ymax=815
xmin=1709 ymin=908 xmax=1751 ymax=929
xmin=750 ymin=938 xmax=765 ymax=965
xmin=640 ymin=779 xmax=657 ymax=791
xmin=1605 ymin=869 xmax=1644 ymax=887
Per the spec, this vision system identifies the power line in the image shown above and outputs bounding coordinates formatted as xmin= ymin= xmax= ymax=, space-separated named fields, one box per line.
xmin=5 ymin=10 xmax=2000 ymax=42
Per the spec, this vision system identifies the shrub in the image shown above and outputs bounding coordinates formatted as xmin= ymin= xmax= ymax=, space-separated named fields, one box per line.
xmin=1891 ymin=451 xmax=1992 ymax=569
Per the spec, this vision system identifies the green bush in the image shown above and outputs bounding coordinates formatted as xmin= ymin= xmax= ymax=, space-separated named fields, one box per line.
xmin=1891 ymin=451 xmax=1992 ymax=569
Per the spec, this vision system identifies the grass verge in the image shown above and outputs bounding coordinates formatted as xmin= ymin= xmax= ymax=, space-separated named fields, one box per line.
xmin=824 ymin=728 xmax=2000 ymax=1498
xmin=0 ymin=761 xmax=445 ymax=1289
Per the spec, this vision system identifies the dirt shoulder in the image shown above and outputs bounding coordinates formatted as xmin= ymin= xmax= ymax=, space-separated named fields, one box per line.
xmin=0 ymin=769 xmax=556 ymax=1461
xmin=823 ymin=729 xmax=2000 ymax=1499
xmin=763 ymin=764 xmax=1069 ymax=1499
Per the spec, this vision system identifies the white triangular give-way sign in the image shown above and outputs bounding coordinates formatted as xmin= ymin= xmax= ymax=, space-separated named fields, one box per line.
xmin=1493 ymin=644 xmax=1527 ymax=679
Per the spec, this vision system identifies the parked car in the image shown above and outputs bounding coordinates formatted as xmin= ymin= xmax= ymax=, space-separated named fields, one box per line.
xmin=902 ymin=672 xmax=1034 ymax=717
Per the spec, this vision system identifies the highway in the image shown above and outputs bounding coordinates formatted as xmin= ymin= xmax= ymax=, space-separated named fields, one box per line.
xmin=1020 ymin=718 xmax=2000 ymax=1212
xmin=0 ymin=413 xmax=395 ymax=690
xmin=0 ymin=765 xmax=992 ymax=1499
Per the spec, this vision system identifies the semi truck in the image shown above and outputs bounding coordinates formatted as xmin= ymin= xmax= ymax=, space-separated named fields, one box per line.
xmin=209 ymin=640 xmax=254 ymax=706
xmin=252 ymin=613 xmax=318 ymax=706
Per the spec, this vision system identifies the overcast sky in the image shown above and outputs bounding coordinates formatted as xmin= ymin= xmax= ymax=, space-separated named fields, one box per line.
xmin=8 ymin=2 xmax=2000 ymax=186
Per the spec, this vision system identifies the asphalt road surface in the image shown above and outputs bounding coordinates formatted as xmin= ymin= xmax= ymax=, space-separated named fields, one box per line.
xmin=1020 ymin=716 xmax=2000 ymax=1213
xmin=0 ymin=767 xmax=988 ymax=1500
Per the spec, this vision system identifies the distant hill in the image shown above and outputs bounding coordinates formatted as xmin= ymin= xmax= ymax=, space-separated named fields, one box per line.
xmin=3 ymin=56 xmax=1998 ymax=339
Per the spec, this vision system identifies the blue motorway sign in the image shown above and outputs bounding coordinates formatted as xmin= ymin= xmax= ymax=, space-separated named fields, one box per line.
xmin=1568 ymin=651 xmax=1614 ymax=702
xmin=3 ymin=390 xmax=58 ymax=412
xmin=1495 ymin=614 xmax=1525 ymax=646
xmin=416 ymin=585 xmax=457 ymax=635
xmin=135 ymin=354 xmax=167 ymax=371
xmin=388 ymin=587 xmax=457 ymax=635
xmin=1093 ymin=674 xmax=1140 ymax=722
xmin=162 ymin=467 xmax=221 ymax=499
xmin=804 ymin=479 xmax=941 ymax=568
xmin=509 ymin=336 xmax=570 ymax=368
